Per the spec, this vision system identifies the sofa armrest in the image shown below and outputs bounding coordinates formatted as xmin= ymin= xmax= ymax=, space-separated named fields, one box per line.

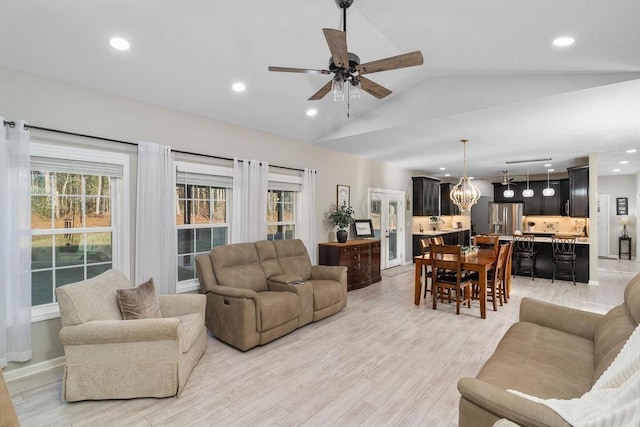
xmin=59 ymin=318 xmax=182 ymax=345
xmin=158 ymin=294 xmax=206 ymax=318
xmin=207 ymin=285 xmax=259 ymax=301
xmin=311 ymin=265 xmax=347 ymax=283
xmin=457 ymin=377 xmax=571 ymax=427
xmin=269 ymin=274 xmax=303 ymax=285
xmin=519 ymin=297 xmax=603 ymax=340
xmin=268 ymin=281 xmax=305 ymax=294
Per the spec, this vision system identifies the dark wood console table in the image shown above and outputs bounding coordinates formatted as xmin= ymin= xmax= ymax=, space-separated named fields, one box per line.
xmin=318 ymin=240 xmax=381 ymax=291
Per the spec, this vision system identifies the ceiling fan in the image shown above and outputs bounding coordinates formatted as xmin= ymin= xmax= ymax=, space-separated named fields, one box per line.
xmin=499 ymin=170 xmax=518 ymax=186
xmin=268 ymin=0 xmax=424 ymax=101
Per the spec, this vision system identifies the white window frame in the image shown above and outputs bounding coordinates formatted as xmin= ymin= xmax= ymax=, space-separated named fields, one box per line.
xmin=175 ymin=161 xmax=233 ymax=293
xmin=267 ymin=173 xmax=302 ymax=241
xmin=30 ymin=142 xmax=130 ymax=322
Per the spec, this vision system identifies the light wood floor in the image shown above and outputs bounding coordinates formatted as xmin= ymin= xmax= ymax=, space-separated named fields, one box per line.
xmin=7 ymin=259 xmax=637 ymax=426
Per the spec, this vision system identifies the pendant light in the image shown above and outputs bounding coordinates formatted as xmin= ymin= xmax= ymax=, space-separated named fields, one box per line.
xmin=522 ymin=168 xmax=534 ymax=198
xmin=450 ymin=139 xmax=481 ymax=212
xmin=542 ymin=168 xmax=555 ymax=197
xmin=503 ymin=170 xmax=514 ymax=198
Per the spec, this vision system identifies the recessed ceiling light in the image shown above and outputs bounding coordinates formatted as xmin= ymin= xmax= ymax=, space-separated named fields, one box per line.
xmin=439 ymin=167 xmax=446 ymax=171
xmin=109 ymin=37 xmax=130 ymax=51
xmin=613 ymin=168 xmax=621 ymax=172
xmin=553 ymin=37 xmax=575 ymax=47
xmin=445 ymin=173 xmax=450 ymax=177
xmin=232 ymin=82 xmax=246 ymax=92
xmin=620 ymin=160 xmax=629 ymax=164
xmin=548 ymin=169 xmax=555 ymax=172
xmin=306 ymin=108 xmax=318 ymax=117
xmin=544 ymin=163 xmax=552 ymax=168
xmin=626 ymin=149 xmax=637 ymax=153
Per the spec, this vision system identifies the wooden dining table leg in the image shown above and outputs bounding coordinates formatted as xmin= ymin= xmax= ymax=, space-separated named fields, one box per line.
xmin=479 ymin=265 xmax=487 ymax=319
xmin=414 ymin=259 xmax=422 ymax=305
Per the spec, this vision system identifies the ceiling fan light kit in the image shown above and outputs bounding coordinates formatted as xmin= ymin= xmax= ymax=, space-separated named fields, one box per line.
xmin=268 ymin=0 xmax=424 ymax=107
xmin=450 ymin=139 xmax=481 ymax=212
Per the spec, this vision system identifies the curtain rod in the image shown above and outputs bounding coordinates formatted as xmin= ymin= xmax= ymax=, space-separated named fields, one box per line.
xmin=3 ymin=120 xmax=309 ymax=173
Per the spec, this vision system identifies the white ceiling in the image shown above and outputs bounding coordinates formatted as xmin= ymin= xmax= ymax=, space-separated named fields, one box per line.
xmin=1 ymin=0 xmax=640 ymax=181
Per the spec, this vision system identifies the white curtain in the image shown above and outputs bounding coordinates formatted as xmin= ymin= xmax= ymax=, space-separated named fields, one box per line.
xmin=135 ymin=141 xmax=177 ymax=294
xmin=0 ymin=119 xmax=32 ymax=367
xmin=232 ymin=159 xmax=268 ymax=243
xmin=299 ymin=169 xmax=318 ymax=263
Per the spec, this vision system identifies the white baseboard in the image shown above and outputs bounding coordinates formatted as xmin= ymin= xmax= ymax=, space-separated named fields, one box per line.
xmin=3 ymin=356 xmax=65 ymax=382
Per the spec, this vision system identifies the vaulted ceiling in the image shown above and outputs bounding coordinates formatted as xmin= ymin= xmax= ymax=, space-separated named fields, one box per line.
xmin=1 ymin=0 xmax=639 ymax=180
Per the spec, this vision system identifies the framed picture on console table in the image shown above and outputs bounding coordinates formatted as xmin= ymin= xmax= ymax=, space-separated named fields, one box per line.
xmin=353 ymin=219 xmax=375 ymax=238
xmin=337 ymin=184 xmax=350 ymax=207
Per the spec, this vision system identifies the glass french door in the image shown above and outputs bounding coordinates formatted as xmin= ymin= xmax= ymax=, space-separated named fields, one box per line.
xmin=370 ymin=190 xmax=404 ymax=269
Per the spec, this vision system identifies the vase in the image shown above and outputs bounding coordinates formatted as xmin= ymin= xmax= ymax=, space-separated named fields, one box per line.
xmin=336 ymin=229 xmax=348 ymax=243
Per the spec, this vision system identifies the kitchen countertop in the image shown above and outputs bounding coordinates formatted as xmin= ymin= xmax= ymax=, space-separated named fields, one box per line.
xmin=413 ymin=228 xmax=470 ymax=236
xmin=500 ymin=234 xmax=590 ymax=244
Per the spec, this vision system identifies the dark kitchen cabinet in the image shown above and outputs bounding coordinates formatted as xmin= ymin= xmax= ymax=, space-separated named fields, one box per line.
xmin=413 ymin=177 xmax=440 ymax=216
xmin=560 ymin=179 xmax=570 ymax=216
xmin=568 ymin=166 xmax=589 ymax=217
xmin=541 ymin=180 xmax=567 ymax=215
xmin=439 ymin=183 xmax=460 ymax=215
xmin=523 ymin=181 xmax=544 ymax=215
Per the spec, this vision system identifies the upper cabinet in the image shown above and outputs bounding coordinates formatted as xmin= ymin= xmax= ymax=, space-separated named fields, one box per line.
xmin=523 ymin=181 xmax=544 ymax=215
xmin=413 ymin=177 xmax=440 ymax=216
xmin=568 ymin=166 xmax=589 ymax=217
xmin=439 ymin=183 xmax=460 ymax=216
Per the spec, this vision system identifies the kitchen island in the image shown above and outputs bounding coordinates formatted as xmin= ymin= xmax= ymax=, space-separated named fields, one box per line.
xmin=500 ymin=234 xmax=589 ymax=283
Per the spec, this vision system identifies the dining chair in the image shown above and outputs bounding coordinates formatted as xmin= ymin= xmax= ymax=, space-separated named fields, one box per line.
xmin=471 ymin=242 xmax=511 ymax=311
xmin=419 ymin=236 xmax=444 ymax=299
xmin=429 ymin=244 xmax=472 ymax=315
xmin=513 ymin=234 xmax=536 ymax=280
xmin=552 ymin=234 xmax=577 ymax=285
xmin=472 ymin=234 xmax=499 ymax=258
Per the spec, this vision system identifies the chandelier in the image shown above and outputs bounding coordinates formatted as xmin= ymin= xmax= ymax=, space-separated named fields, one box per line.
xmin=450 ymin=139 xmax=481 ymax=212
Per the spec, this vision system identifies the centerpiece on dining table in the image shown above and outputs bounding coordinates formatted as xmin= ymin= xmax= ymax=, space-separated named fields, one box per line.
xmin=460 ymin=245 xmax=479 ymax=256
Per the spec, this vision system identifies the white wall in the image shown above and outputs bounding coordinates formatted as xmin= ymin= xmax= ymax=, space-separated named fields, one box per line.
xmin=598 ymin=174 xmax=637 ymax=258
xmin=0 ymin=66 xmax=416 ymax=372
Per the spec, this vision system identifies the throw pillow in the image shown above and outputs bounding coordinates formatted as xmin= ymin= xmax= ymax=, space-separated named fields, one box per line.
xmin=116 ymin=278 xmax=162 ymax=320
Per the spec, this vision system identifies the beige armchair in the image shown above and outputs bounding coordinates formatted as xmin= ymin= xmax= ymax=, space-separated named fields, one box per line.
xmin=55 ymin=269 xmax=207 ymax=402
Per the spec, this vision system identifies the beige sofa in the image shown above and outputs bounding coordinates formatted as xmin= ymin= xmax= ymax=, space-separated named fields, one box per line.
xmin=458 ymin=272 xmax=640 ymax=427
xmin=56 ymin=269 xmax=207 ymax=401
xmin=195 ymin=239 xmax=347 ymax=351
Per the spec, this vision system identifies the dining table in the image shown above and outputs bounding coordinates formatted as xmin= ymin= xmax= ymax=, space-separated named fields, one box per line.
xmin=414 ymin=248 xmax=498 ymax=319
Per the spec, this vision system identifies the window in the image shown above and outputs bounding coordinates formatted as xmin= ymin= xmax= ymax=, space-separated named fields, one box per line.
xmin=30 ymin=143 xmax=129 ymax=318
xmin=267 ymin=190 xmax=296 ymax=240
xmin=267 ymin=173 xmax=303 ymax=241
xmin=175 ymin=162 xmax=232 ymax=288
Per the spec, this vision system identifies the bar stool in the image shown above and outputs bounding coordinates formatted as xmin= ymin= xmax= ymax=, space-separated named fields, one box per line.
xmin=513 ymin=234 xmax=536 ymax=280
xmin=552 ymin=235 xmax=577 ymax=285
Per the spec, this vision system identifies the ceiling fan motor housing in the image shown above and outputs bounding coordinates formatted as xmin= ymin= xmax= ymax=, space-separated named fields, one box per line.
xmin=328 ymin=52 xmax=360 ymax=80
xmin=336 ymin=0 xmax=354 ymax=8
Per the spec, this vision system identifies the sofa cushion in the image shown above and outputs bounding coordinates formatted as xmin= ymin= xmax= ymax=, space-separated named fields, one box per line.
xmin=593 ymin=304 xmax=636 ymax=382
xmin=257 ymin=291 xmax=299 ymax=331
xmin=255 ymin=240 xmax=283 ymax=278
xmin=116 ymin=279 xmax=162 ymax=320
xmin=477 ymin=322 xmax=594 ymax=399
xmin=310 ymin=280 xmax=343 ymax=310
xmin=273 ymin=239 xmax=312 ymax=279
xmin=210 ymin=243 xmax=268 ymax=292
xmin=56 ymin=269 xmax=130 ymax=326
xmin=624 ymin=273 xmax=640 ymax=325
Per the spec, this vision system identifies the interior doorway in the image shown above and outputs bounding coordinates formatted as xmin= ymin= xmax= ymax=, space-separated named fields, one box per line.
xmin=597 ymin=195 xmax=610 ymax=257
xmin=369 ymin=188 xmax=405 ymax=269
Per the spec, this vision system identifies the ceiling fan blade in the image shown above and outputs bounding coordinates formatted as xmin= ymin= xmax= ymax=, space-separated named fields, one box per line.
xmin=359 ymin=76 xmax=392 ymax=99
xmin=322 ymin=28 xmax=349 ymax=69
xmin=356 ymin=50 xmax=424 ymax=75
xmin=268 ymin=66 xmax=331 ymax=75
xmin=308 ymin=80 xmax=333 ymax=100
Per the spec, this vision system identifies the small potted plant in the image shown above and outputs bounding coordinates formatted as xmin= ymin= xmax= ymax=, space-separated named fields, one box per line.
xmin=330 ymin=202 xmax=355 ymax=243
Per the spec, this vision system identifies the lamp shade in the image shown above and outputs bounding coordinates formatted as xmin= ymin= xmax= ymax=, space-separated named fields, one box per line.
xmin=522 ymin=188 xmax=534 ymax=198
xmin=542 ymin=187 xmax=555 ymax=196
xmin=503 ymin=188 xmax=514 ymax=198
xmin=620 ymin=216 xmax=630 ymax=225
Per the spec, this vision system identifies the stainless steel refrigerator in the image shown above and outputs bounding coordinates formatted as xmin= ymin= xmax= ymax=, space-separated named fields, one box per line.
xmin=489 ymin=202 xmax=524 ymax=236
